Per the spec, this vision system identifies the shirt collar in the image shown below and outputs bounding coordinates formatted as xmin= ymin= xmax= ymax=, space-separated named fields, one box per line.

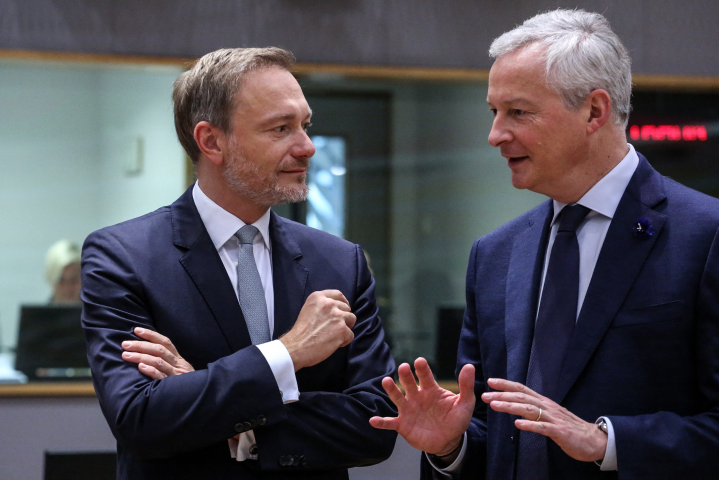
xmin=192 ymin=182 xmax=272 ymax=252
xmin=551 ymin=144 xmax=639 ymax=225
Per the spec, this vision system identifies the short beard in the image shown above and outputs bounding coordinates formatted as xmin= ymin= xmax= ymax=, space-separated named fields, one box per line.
xmin=222 ymin=142 xmax=309 ymax=207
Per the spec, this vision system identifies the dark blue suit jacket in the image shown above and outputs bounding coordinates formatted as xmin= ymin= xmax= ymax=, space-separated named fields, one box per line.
xmin=423 ymin=154 xmax=719 ymax=480
xmin=81 ymin=187 xmax=397 ymax=480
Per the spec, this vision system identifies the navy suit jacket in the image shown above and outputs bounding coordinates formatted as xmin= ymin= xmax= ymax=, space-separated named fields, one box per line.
xmin=422 ymin=154 xmax=719 ymax=480
xmin=81 ymin=187 xmax=397 ymax=480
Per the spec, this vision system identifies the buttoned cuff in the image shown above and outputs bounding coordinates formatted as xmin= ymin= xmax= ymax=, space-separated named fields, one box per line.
xmin=425 ymin=432 xmax=467 ymax=478
xmin=597 ymin=416 xmax=617 ymax=471
xmin=256 ymin=340 xmax=299 ymax=403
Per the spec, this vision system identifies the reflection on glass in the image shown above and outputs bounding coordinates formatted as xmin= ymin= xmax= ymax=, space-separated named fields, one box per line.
xmin=307 ymin=136 xmax=346 ymax=238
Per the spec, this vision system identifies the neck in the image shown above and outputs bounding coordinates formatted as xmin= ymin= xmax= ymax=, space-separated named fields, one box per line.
xmin=196 ymin=167 xmax=268 ymax=225
xmin=550 ymin=129 xmax=628 ymax=204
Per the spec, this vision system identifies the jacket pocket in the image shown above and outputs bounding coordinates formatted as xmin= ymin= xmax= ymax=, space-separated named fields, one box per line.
xmin=611 ymin=300 xmax=685 ymax=328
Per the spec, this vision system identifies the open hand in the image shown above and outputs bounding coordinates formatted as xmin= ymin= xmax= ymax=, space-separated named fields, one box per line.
xmin=121 ymin=327 xmax=195 ymax=380
xmin=370 ymin=358 xmax=475 ymax=457
xmin=482 ymin=378 xmax=607 ymax=462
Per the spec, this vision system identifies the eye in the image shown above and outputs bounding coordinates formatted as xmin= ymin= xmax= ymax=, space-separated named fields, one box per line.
xmin=490 ymin=108 xmax=497 ymax=116
xmin=275 ymin=125 xmax=287 ymax=133
xmin=512 ymin=109 xmax=525 ymax=116
xmin=303 ymin=122 xmax=313 ymax=131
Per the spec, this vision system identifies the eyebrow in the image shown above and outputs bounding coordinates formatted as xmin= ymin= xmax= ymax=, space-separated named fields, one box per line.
xmin=259 ymin=108 xmax=313 ymax=127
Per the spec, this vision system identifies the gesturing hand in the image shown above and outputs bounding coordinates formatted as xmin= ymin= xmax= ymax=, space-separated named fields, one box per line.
xmin=121 ymin=327 xmax=195 ymax=380
xmin=482 ymin=378 xmax=607 ymax=462
xmin=370 ymin=358 xmax=475 ymax=457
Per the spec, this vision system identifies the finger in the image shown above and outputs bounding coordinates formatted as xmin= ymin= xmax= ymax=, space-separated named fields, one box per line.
xmin=381 ymin=376 xmax=407 ymax=408
xmin=323 ymin=289 xmax=350 ymax=306
xmin=138 ymin=362 xmax=166 ymax=380
xmin=122 ymin=352 xmax=176 ymax=376
xmin=489 ymin=400 xmax=544 ymax=421
xmin=414 ymin=357 xmax=437 ymax=390
xmin=457 ymin=364 xmax=476 ymax=405
xmin=369 ymin=416 xmax=401 ymax=431
xmin=122 ymin=341 xmax=177 ymax=365
xmin=487 ymin=378 xmax=542 ymax=399
xmin=338 ymin=327 xmax=355 ymax=348
xmin=515 ymin=418 xmax=555 ymax=437
xmin=342 ymin=312 xmax=357 ymax=330
xmin=134 ymin=327 xmax=181 ymax=357
xmin=481 ymin=391 xmax=542 ymax=407
xmin=333 ymin=301 xmax=352 ymax=313
xmin=397 ymin=363 xmax=419 ymax=397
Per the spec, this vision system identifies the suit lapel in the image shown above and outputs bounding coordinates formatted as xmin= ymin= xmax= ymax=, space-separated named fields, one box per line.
xmin=505 ymin=201 xmax=553 ymax=384
xmin=171 ymin=187 xmax=252 ymax=352
xmin=269 ymin=213 xmax=309 ymax=340
xmin=554 ymin=155 xmax=667 ymax=403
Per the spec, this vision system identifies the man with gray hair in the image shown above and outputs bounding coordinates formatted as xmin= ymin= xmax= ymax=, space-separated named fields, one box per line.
xmin=82 ymin=47 xmax=396 ymax=479
xmin=371 ymin=9 xmax=719 ymax=479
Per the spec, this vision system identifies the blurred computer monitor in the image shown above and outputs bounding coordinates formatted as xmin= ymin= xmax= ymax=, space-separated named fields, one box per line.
xmin=14 ymin=305 xmax=90 ymax=381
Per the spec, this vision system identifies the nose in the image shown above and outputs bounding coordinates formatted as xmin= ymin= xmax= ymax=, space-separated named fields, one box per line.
xmin=293 ymin=130 xmax=316 ymax=159
xmin=488 ymin=115 xmax=512 ymax=148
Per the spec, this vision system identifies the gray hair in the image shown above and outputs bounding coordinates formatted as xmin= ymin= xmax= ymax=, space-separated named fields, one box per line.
xmin=489 ymin=9 xmax=632 ymax=127
xmin=173 ymin=47 xmax=296 ymax=163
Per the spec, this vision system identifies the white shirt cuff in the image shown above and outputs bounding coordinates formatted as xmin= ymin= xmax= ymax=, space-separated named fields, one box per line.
xmin=256 ymin=340 xmax=299 ymax=403
xmin=425 ymin=432 xmax=467 ymax=477
xmin=598 ymin=416 xmax=617 ymax=471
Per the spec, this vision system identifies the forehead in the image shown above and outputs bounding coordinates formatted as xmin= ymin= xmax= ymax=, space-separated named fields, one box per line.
xmin=233 ymin=67 xmax=308 ymax=116
xmin=487 ymin=46 xmax=555 ymax=105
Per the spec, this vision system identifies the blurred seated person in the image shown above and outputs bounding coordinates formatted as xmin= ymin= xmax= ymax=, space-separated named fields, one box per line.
xmin=45 ymin=240 xmax=82 ymax=305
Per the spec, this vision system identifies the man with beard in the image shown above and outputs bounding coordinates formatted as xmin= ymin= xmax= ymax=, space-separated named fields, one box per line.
xmin=81 ymin=47 xmax=396 ymax=480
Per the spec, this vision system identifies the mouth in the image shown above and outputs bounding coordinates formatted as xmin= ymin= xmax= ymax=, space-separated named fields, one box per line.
xmin=507 ymin=156 xmax=529 ymax=166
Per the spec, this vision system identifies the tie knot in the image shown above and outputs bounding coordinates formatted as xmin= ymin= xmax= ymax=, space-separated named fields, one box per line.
xmin=557 ymin=204 xmax=590 ymax=233
xmin=235 ymin=224 xmax=259 ymax=244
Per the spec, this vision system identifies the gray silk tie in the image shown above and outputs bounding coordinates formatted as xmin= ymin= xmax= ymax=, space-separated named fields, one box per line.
xmin=234 ymin=225 xmax=271 ymax=345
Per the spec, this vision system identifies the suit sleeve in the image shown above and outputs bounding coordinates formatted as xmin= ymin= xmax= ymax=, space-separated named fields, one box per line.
xmin=81 ymin=229 xmax=288 ymax=458
xmin=421 ymin=238 xmax=488 ymax=480
xmin=610 ymin=226 xmax=719 ymax=479
xmin=253 ymin=244 xmax=398 ymax=470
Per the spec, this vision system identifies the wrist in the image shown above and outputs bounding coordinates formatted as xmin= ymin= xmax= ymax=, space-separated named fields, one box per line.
xmin=593 ymin=419 xmax=609 ymax=462
xmin=279 ymin=336 xmax=304 ymax=372
xmin=431 ymin=435 xmax=463 ymax=459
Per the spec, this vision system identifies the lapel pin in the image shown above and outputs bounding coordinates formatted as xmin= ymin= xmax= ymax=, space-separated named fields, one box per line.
xmin=632 ymin=217 xmax=653 ymax=239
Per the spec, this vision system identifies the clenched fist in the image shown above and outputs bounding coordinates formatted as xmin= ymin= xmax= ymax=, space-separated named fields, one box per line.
xmin=280 ymin=290 xmax=356 ymax=371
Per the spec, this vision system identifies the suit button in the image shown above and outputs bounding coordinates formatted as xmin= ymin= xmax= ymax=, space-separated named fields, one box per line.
xmin=257 ymin=415 xmax=266 ymax=426
xmin=279 ymin=455 xmax=291 ymax=466
xmin=248 ymin=419 xmax=258 ymax=429
xmin=299 ymin=455 xmax=306 ymax=466
xmin=243 ymin=421 xmax=253 ymax=431
xmin=234 ymin=423 xmax=245 ymax=433
xmin=249 ymin=444 xmax=258 ymax=455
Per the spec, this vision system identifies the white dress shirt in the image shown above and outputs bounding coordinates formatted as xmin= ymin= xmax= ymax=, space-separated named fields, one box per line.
xmin=192 ymin=183 xmax=300 ymax=461
xmin=432 ymin=145 xmax=639 ymax=476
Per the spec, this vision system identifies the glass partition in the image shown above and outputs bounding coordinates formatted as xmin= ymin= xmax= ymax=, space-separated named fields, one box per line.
xmin=2 ymin=54 xmax=718 ymax=382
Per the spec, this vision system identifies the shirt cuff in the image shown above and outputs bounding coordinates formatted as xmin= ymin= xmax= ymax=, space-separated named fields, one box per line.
xmin=425 ymin=432 xmax=468 ymax=477
xmin=256 ymin=340 xmax=299 ymax=403
xmin=597 ymin=416 xmax=617 ymax=471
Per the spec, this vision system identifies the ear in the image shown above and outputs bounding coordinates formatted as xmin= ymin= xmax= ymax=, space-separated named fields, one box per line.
xmin=586 ymin=89 xmax=612 ymax=135
xmin=194 ymin=121 xmax=227 ymax=166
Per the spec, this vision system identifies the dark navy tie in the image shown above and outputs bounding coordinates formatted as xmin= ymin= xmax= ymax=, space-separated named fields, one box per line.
xmin=516 ymin=204 xmax=590 ymax=480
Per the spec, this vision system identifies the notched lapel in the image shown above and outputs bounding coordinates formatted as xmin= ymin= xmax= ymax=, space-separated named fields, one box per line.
xmin=270 ymin=213 xmax=308 ymax=340
xmin=555 ymin=158 xmax=667 ymax=403
xmin=505 ymin=202 xmax=553 ymax=384
xmin=171 ymin=187 xmax=252 ymax=353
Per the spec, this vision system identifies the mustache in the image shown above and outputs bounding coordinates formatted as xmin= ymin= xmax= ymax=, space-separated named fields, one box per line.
xmin=277 ymin=158 xmax=310 ymax=172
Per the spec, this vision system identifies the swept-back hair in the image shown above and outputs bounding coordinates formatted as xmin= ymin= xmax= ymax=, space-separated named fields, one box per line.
xmin=173 ymin=47 xmax=296 ymax=163
xmin=489 ymin=9 xmax=632 ymax=127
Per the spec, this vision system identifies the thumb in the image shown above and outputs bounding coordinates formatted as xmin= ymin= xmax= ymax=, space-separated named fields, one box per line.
xmin=457 ymin=364 xmax=476 ymax=405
